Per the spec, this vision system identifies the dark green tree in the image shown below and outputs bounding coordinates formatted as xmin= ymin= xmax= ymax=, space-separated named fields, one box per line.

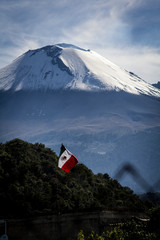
xmin=0 ymin=139 xmax=146 ymax=218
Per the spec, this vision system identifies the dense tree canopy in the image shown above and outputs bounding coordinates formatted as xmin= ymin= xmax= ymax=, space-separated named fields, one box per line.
xmin=0 ymin=139 xmax=146 ymax=218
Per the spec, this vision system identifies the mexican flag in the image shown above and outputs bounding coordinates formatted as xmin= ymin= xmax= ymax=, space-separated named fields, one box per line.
xmin=58 ymin=144 xmax=78 ymax=173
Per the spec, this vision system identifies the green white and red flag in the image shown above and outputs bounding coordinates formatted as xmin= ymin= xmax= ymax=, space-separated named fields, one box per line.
xmin=58 ymin=144 xmax=78 ymax=173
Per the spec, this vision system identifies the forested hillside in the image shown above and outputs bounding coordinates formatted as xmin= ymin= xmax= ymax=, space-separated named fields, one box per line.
xmin=0 ymin=139 xmax=146 ymax=218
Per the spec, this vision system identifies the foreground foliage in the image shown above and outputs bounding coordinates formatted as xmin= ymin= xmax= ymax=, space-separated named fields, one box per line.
xmin=0 ymin=139 xmax=146 ymax=218
xmin=77 ymin=207 xmax=160 ymax=240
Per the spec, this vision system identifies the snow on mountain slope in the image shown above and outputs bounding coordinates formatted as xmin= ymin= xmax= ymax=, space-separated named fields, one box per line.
xmin=0 ymin=43 xmax=160 ymax=97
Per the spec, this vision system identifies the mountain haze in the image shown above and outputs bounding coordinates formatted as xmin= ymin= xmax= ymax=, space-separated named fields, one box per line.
xmin=0 ymin=43 xmax=160 ymax=192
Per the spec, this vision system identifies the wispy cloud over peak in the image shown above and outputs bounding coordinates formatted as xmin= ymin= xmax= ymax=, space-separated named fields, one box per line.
xmin=0 ymin=0 xmax=160 ymax=83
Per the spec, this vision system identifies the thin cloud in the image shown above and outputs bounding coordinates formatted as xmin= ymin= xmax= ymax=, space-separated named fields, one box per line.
xmin=0 ymin=0 xmax=160 ymax=83
xmin=96 ymin=46 xmax=160 ymax=84
xmin=121 ymin=0 xmax=160 ymax=47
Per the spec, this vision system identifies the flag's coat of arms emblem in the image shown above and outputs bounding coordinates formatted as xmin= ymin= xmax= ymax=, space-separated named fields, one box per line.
xmin=58 ymin=144 xmax=78 ymax=173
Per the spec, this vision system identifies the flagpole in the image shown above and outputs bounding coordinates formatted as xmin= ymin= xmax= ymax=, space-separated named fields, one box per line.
xmin=56 ymin=166 xmax=58 ymax=214
xmin=5 ymin=220 xmax=7 ymax=235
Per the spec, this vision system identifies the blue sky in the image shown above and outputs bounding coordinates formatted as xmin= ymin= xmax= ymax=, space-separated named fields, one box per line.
xmin=0 ymin=0 xmax=160 ymax=83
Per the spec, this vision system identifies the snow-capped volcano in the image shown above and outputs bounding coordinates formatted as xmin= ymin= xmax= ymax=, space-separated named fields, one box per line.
xmin=0 ymin=43 xmax=160 ymax=97
xmin=0 ymin=43 xmax=160 ymax=192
